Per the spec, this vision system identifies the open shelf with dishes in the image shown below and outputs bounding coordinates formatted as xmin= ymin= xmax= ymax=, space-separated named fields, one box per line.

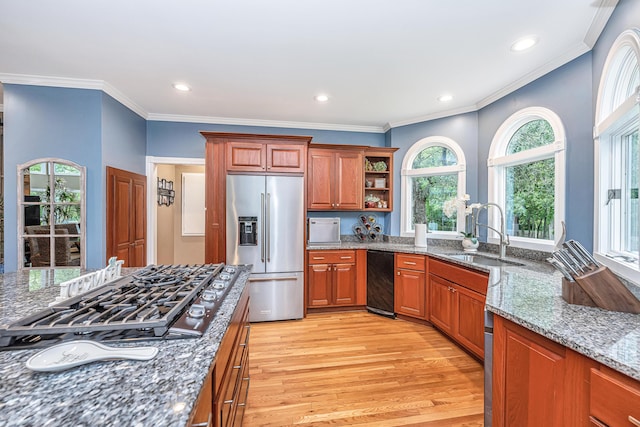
xmin=363 ymin=148 xmax=397 ymax=212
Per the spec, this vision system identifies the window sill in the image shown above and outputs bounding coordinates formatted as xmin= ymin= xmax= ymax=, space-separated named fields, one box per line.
xmin=594 ymin=253 xmax=640 ymax=286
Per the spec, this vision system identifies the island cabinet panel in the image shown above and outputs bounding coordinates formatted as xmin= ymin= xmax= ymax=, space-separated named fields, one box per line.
xmin=210 ymin=285 xmax=250 ymax=427
xmin=307 ymin=250 xmax=358 ymax=308
xmin=428 ymin=258 xmax=488 ymax=359
xmin=492 ymin=316 xmax=601 ymax=427
xmin=394 ymin=253 xmax=428 ymax=320
xmin=307 ymin=147 xmax=363 ymax=210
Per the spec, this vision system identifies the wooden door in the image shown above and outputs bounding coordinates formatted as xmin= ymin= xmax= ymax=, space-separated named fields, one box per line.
xmin=226 ymin=141 xmax=265 ymax=172
xmin=429 ymin=275 xmax=454 ymax=335
xmin=106 ymin=166 xmax=146 ymax=267
xmin=454 ymin=285 xmax=485 ymax=358
xmin=395 ymin=269 xmax=426 ymax=319
xmin=333 ymin=263 xmax=356 ymax=305
xmin=334 ymin=151 xmax=363 ymax=210
xmin=308 ymin=264 xmax=332 ymax=307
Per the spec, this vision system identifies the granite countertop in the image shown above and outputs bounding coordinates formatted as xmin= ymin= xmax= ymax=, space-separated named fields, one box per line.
xmin=0 ymin=266 xmax=250 ymax=427
xmin=308 ymin=240 xmax=640 ymax=381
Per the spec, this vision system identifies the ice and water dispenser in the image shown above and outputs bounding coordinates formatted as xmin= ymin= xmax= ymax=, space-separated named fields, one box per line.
xmin=238 ymin=216 xmax=258 ymax=246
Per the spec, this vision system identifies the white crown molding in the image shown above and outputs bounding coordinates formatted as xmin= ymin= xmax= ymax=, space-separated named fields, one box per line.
xmin=146 ymin=113 xmax=385 ymax=134
xmin=476 ymin=42 xmax=591 ymax=110
xmin=0 ymin=73 xmax=147 ymax=119
xmin=584 ymin=0 xmax=618 ymax=48
xmin=386 ymin=105 xmax=478 ymax=130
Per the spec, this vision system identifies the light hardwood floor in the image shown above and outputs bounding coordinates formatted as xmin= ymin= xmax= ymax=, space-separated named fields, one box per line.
xmin=243 ymin=311 xmax=484 ymax=426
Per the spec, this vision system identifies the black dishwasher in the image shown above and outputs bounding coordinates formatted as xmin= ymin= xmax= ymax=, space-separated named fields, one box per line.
xmin=366 ymin=250 xmax=395 ymax=318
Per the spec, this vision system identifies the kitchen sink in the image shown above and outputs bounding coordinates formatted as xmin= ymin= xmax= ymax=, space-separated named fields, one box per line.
xmin=447 ymin=253 xmax=524 ymax=267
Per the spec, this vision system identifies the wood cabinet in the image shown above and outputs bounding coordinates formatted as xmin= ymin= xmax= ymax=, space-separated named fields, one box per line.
xmin=187 ymin=285 xmax=250 ymax=427
xmin=307 ymin=250 xmax=358 ymax=307
xmin=307 ymin=147 xmax=363 ymax=210
xmin=492 ymin=315 xmax=616 ymax=427
xmin=590 ymin=366 xmax=640 ymax=427
xmin=428 ymin=258 xmax=488 ymax=359
xmin=394 ymin=253 xmax=428 ymax=320
xmin=363 ymin=148 xmax=398 ymax=212
xmin=226 ymin=140 xmax=307 ymax=173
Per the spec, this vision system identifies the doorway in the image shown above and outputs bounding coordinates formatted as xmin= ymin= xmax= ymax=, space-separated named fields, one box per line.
xmin=146 ymin=157 xmax=205 ymax=265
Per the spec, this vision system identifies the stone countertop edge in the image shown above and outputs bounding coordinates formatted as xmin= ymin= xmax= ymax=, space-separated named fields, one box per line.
xmin=307 ymin=241 xmax=640 ymax=381
xmin=0 ymin=267 xmax=251 ymax=427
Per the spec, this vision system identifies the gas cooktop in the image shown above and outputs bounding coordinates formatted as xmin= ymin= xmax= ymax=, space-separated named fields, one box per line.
xmin=0 ymin=264 xmax=240 ymax=350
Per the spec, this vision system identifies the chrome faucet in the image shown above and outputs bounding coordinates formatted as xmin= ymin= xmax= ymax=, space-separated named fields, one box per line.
xmin=472 ymin=203 xmax=510 ymax=258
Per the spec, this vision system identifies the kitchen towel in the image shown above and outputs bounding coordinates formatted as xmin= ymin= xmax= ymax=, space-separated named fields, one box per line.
xmin=415 ymin=224 xmax=427 ymax=247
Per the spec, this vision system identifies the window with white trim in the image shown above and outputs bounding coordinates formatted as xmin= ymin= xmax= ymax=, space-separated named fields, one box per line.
xmin=594 ymin=29 xmax=640 ymax=281
xmin=401 ymin=136 xmax=466 ymax=237
xmin=487 ymin=107 xmax=566 ymax=252
xmin=18 ymin=158 xmax=86 ymax=269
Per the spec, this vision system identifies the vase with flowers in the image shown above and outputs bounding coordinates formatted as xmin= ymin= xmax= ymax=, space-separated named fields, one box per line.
xmin=443 ymin=194 xmax=482 ymax=252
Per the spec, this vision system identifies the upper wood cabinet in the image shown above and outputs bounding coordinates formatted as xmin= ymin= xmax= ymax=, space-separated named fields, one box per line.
xmin=226 ymin=140 xmax=307 ymax=174
xmin=307 ymin=146 xmax=363 ymax=210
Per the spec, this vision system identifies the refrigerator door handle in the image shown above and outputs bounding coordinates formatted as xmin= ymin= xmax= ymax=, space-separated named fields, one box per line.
xmin=266 ymin=192 xmax=271 ymax=262
xmin=260 ymin=192 xmax=265 ymax=262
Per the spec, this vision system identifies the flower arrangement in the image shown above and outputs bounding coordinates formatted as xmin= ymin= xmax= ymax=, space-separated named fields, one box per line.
xmin=443 ymin=194 xmax=482 ymax=240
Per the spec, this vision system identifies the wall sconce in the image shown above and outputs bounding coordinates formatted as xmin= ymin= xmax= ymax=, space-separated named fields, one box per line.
xmin=157 ymin=178 xmax=175 ymax=206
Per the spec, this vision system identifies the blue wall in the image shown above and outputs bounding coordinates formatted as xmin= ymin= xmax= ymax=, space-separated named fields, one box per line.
xmin=477 ymin=53 xmax=594 ymax=247
xmin=146 ymin=121 xmax=385 ymax=158
xmin=2 ymin=86 xmax=147 ymax=271
xmin=386 ymin=112 xmax=480 ymax=236
xmin=3 ymin=85 xmax=103 ymax=271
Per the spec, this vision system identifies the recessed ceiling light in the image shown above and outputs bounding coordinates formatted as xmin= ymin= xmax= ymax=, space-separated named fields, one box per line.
xmin=173 ymin=83 xmax=191 ymax=92
xmin=511 ymin=36 xmax=538 ymax=52
xmin=315 ymin=94 xmax=329 ymax=102
xmin=438 ymin=94 xmax=453 ymax=102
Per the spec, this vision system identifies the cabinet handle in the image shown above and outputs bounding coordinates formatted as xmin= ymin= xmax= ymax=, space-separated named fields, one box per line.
xmin=313 ymin=257 xmax=325 ymax=260
xmin=336 ymin=203 xmax=340 ymax=207
xmin=340 ymin=256 xmax=352 ymax=260
xmin=190 ymin=413 xmax=212 ymax=427
xmin=397 ymin=271 xmax=400 ymax=275
xmin=224 ymin=399 xmax=233 ymax=405
xmin=630 ymin=416 xmax=640 ymax=427
xmin=404 ymin=261 xmax=417 ymax=265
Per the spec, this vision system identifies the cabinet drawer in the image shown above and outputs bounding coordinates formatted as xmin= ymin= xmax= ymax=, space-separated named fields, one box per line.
xmin=396 ymin=253 xmax=425 ymax=271
xmin=429 ymin=258 xmax=488 ymax=295
xmin=590 ymin=367 xmax=640 ymax=426
xmin=308 ymin=250 xmax=356 ymax=264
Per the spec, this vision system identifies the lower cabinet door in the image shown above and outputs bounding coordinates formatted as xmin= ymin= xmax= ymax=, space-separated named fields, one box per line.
xmin=308 ymin=264 xmax=332 ymax=307
xmin=429 ymin=275 xmax=454 ymax=335
xmin=333 ymin=263 xmax=356 ymax=305
xmin=494 ymin=317 xmax=567 ymax=427
xmin=454 ymin=285 xmax=485 ymax=359
xmin=395 ymin=269 xmax=426 ymax=319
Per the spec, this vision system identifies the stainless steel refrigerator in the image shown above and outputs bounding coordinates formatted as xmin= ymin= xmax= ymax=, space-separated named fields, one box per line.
xmin=226 ymin=175 xmax=304 ymax=322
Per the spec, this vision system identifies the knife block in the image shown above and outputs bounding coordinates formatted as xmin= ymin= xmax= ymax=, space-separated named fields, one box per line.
xmin=561 ymin=266 xmax=640 ymax=314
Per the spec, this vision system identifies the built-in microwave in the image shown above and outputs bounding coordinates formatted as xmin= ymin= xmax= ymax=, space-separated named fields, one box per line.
xmin=307 ymin=217 xmax=341 ymax=244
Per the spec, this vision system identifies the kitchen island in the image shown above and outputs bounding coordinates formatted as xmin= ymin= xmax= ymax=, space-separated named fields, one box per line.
xmin=0 ymin=266 xmax=250 ymax=427
xmin=307 ymin=240 xmax=640 ymax=381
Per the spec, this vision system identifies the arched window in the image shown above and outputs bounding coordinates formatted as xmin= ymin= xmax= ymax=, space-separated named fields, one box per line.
xmin=487 ymin=107 xmax=566 ymax=251
xmin=594 ymin=29 xmax=640 ymax=281
xmin=18 ymin=158 xmax=86 ymax=269
xmin=401 ymin=136 xmax=466 ymax=237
